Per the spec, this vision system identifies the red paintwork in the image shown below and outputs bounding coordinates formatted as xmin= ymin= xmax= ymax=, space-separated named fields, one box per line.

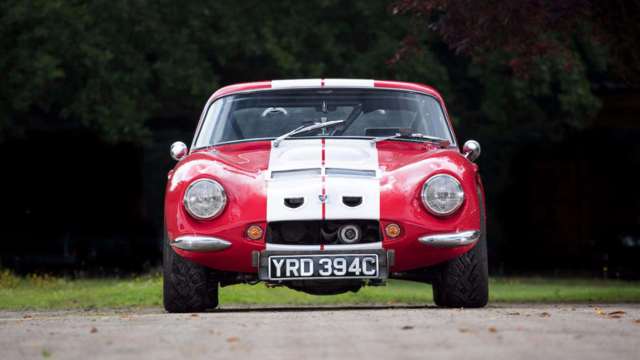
xmin=321 ymin=138 xmax=326 ymax=220
xmin=373 ymin=80 xmax=444 ymax=102
xmin=376 ymin=141 xmax=481 ymax=271
xmin=208 ymin=81 xmax=271 ymax=102
xmin=165 ymin=141 xmax=270 ymax=273
xmin=165 ymin=80 xmax=485 ymax=274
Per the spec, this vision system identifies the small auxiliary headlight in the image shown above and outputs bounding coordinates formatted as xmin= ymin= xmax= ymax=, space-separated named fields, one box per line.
xmin=385 ymin=223 xmax=401 ymax=238
xmin=246 ymin=225 xmax=264 ymax=240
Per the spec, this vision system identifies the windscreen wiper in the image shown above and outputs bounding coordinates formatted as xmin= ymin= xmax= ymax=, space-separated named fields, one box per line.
xmin=371 ymin=132 xmax=450 ymax=147
xmin=273 ymin=120 xmax=344 ymax=147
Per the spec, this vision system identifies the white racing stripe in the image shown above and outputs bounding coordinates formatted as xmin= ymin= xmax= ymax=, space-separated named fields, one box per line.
xmin=267 ymin=139 xmax=323 ymax=222
xmin=272 ymin=79 xmax=322 ymax=89
xmin=324 ymin=139 xmax=379 ymax=220
xmin=266 ymin=139 xmax=380 ymax=222
xmin=323 ymin=79 xmax=374 ymax=88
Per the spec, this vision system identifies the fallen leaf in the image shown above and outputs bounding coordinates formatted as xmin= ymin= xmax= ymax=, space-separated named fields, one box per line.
xmin=633 ymin=319 xmax=640 ymax=324
xmin=488 ymin=327 xmax=497 ymax=333
xmin=594 ymin=307 xmax=606 ymax=316
xmin=458 ymin=328 xmax=471 ymax=333
xmin=608 ymin=311 xmax=625 ymax=316
xmin=540 ymin=312 xmax=551 ymax=318
xmin=227 ymin=336 xmax=239 ymax=343
xmin=23 ymin=314 xmax=32 ymax=319
xmin=507 ymin=312 xmax=520 ymax=316
xmin=401 ymin=325 xmax=414 ymax=330
xmin=191 ymin=314 xmax=199 ymax=318
xmin=90 ymin=327 xmax=98 ymax=334
xmin=609 ymin=315 xmax=622 ymax=319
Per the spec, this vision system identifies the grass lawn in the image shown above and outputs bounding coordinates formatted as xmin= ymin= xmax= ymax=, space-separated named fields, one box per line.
xmin=1 ymin=270 xmax=639 ymax=310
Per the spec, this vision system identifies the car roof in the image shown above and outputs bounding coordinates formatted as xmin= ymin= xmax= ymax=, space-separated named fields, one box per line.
xmin=208 ymin=79 xmax=445 ymax=103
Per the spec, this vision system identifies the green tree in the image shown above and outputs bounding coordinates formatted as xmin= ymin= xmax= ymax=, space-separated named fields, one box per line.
xmin=0 ymin=0 xmax=608 ymax=145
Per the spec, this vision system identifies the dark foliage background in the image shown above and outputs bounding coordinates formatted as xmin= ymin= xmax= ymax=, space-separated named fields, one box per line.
xmin=1 ymin=0 xmax=638 ymax=277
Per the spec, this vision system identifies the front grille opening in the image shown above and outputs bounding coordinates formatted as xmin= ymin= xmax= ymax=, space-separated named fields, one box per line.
xmin=267 ymin=220 xmax=381 ymax=245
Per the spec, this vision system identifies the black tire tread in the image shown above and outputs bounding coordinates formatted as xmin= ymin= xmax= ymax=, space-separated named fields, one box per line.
xmin=433 ymin=187 xmax=489 ymax=308
xmin=163 ymin=230 xmax=219 ymax=313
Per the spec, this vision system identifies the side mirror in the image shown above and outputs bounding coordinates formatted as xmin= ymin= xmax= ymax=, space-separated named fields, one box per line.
xmin=170 ymin=141 xmax=188 ymax=161
xmin=463 ymin=140 xmax=481 ymax=162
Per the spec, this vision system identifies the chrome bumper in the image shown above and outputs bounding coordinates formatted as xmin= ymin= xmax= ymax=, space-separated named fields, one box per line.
xmin=265 ymin=242 xmax=383 ymax=251
xmin=171 ymin=236 xmax=231 ymax=252
xmin=418 ymin=230 xmax=480 ymax=248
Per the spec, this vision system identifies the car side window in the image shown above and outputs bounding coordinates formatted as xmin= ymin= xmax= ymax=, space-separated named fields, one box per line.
xmin=419 ymin=98 xmax=451 ymax=140
xmin=194 ymin=99 xmax=225 ymax=149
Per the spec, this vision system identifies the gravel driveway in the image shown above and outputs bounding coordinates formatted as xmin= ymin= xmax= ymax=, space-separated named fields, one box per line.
xmin=2 ymin=304 xmax=639 ymax=360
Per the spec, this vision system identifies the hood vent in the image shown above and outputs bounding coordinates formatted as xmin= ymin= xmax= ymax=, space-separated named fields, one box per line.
xmin=325 ymin=168 xmax=376 ymax=178
xmin=284 ymin=197 xmax=305 ymax=208
xmin=272 ymin=168 xmax=321 ymax=179
xmin=342 ymin=196 xmax=363 ymax=207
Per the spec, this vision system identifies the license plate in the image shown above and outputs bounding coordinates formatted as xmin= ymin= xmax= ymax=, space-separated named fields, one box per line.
xmin=268 ymin=254 xmax=379 ymax=280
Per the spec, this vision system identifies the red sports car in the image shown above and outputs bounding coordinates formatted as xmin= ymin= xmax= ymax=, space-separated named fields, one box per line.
xmin=163 ymin=79 xmax=487 ymax=312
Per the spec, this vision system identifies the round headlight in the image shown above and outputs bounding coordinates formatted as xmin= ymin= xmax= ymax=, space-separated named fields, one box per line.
xmin=183 ymin=179 xmax=227 ymax=220
xmin=421 ymin=174 xmax=465 ymax=216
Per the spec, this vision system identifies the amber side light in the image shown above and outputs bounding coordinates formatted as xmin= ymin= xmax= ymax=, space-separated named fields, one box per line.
xmin=385 ymin=223 xmax=401 ymax=238
xmin=246 ymin=225 xmax=264 ymax=240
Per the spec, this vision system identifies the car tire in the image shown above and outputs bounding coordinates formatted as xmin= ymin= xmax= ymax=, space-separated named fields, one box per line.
xmin=163 ymin=228 xmax=219 ymax=313
xmin=432 ymin=187 xmax=489 ymax=308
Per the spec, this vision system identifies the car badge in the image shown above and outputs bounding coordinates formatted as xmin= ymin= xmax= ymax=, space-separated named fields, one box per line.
xmin=318 ymin=194 xmax=327 ymax=203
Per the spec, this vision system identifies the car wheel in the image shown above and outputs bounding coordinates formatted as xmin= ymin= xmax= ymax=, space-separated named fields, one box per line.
xmin=163 ymin=228 xmax=219 ymax=313
xmin=432 ymin=187 xmax=489 ymax=308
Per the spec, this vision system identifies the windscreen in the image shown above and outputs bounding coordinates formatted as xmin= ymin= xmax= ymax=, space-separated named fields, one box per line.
xmin=194 ymin=89 xmax=453 ymax=148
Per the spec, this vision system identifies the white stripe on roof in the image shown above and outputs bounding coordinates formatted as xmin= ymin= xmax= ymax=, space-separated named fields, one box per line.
xmin=271 ymin=79 xmax=374 ymax=89
xmin=323 ymin=79 xmax=374 ymax=88
xmin=271 ymin=79 xmax=322 ymax=88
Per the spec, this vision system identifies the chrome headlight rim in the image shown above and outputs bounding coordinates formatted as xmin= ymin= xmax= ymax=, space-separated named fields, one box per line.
xmin=421 ymin=174 xmax=465 ymax=216
xmin=183 ymin=179 xmax=227 ymax=220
